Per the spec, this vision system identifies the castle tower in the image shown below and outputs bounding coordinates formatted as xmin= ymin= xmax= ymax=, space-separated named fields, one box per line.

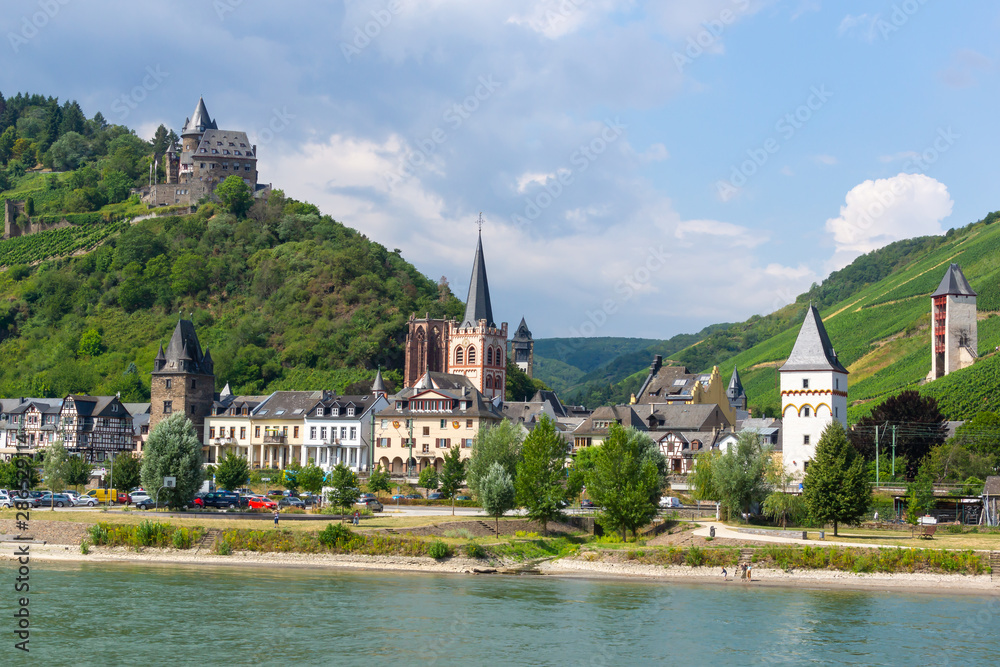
xmin=179 ymin=97 xmax=217 ymax=184
xmin=726 ymin=366 xmax=746 ymax=413
xmin=372 ymin=368 xmax=387 ymax=399
xmin=150 ymin=320 xmax=216 ymax=440
xmin=447 ymin=231 xmax=508 ymax=399
xmin=403 ymin=316 xmax=449 ymax=387
xmin=928 ymin=263 xmax=977 ymax=381
xmin=511 ymin=317 xmax=534 ymax=378
xmin=779 ymin=305 xmax=848 ymax=477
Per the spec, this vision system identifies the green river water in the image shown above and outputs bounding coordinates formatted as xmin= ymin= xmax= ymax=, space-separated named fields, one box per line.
xmin=0 ymin=562 xmax=998 ymax=665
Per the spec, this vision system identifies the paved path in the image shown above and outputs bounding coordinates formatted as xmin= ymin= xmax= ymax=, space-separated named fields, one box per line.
xmin=693 ymin=521 xmax=911 ymax=550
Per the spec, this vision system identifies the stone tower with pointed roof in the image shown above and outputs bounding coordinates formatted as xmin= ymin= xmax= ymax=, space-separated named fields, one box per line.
xmin=511 ymin=317 xmax=534 ymax=379
xmin=403 ymin=230 xmax=508 ymax=399
xmin=928 ymin=263 xmax=977 ymax=381
xmin=150 ymin=319 xmax=216 ymax=437
xmin=726 ymin=366 xmax=746 ymax=412
xmin=779 ymin=305 xmax=848 ymax=477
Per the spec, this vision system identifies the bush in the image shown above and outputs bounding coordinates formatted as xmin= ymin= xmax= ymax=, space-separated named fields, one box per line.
xmin=464 ymin=542 xmax=485 ymax=559
xmin=684 ymin=545 xmax=706 ymax=567
xmin=172 ymin=528 xmax=191 ymax=549
xmin=443 ymin=528 xmax=474 ymax=539
xmin=216 ymin=540 xmax=232 ymax=556
xmin=318 ymin=523 xmax=354 ymax=548
xmin=428 ymin=541 xmax=451 ymax=559
xmin=80 ymin=540 xmax=90 ymax=555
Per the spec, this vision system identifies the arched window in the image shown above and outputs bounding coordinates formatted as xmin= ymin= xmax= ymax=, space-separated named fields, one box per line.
xmin=468 ymin=346 xmax=476 ymax=364
xmin=455 ymin=347 xmax=464 ymax=365
xmin=485 ymin=376 xmax=492 ymax=389
xmin=496 ymin=347 xmax=504 ymax=366
xmin=487 ymin=347 xmax=494 ymax=366
xmin=802 ymin=406 xmax=811 ymax=417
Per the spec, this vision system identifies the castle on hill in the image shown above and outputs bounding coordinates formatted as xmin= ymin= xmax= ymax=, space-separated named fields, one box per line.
xmin=141 ymin=97 xmax=270 ymax=208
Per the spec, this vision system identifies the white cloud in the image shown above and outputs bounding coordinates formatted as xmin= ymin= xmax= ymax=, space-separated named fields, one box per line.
xmin=837 ymin=13 xmax=878 ymax=42
xmin=674 ymin=220 xmax=767 ymax=248
xmin=936 ymin=48 xmax=993 ymax=89
xmin=637 ymin=142 xmax=670 ymax=163
xmin=813 ymin=154 xmax=838 ymax=166
xmin=825 ymin=173 xmax=953 ymax=270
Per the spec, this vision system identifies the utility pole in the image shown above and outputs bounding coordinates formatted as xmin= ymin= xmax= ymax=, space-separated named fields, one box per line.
xmin=891 ymin=425 xmax=897 ymax=479
xmin=875 ymin=425 xmax=880 ymax=487
xmin=407 ymin=419 xmax=414 ymax=480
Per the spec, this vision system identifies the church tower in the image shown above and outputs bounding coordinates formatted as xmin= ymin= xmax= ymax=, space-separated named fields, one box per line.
xmin=779 ymin=306 xmax=848 ymax=477
xmin=726 ymin=366 xmax=746 ymax=413
xmin=447 ymin=231 xmax=508 ymax=399
xmin=150 ymin=320 xmax=216 ymax=439
xmin=928 ymin=263 xmax=977 ymax=381
xmin=511 ymin=317 xmax=534 ymax=378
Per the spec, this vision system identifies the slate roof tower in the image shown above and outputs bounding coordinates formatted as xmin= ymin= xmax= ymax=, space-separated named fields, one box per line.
xmin=779 ymin=305 xmax=848 ymax=477
xmin=726 ymin=366 xmax=746 ymax=412
xmin=150 ymin=320 xmax=216 ymax=441
xmin=928 ymin=263 xmax=977 ymax=381
xmin=511 ymin=317 xmax=534 ymax=379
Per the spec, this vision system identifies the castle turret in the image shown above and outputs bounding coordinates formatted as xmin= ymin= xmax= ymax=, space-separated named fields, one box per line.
xmin=928 ymin=263 xmax=977 ymax=380
xmin=150 ymin=320 xmax=216 ymax=441
xmin=511 ymin=317 xmax=534 ymax=378
xmin=726 ymin=366 xmax=746 ymax=412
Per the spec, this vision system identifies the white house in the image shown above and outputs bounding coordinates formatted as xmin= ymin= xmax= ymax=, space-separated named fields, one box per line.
xmin=779 ymin=305 xmax=848 ymax=477
xmin=301 ymin=387 xmax=388 ymax=473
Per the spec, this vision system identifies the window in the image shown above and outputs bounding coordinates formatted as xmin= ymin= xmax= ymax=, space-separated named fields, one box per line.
xmin=341 ymin=427 xmax=347 ymax=439
xmin=163 ymin=401 xmax=172 ymax=415
xmin=316 ymin=407 xmax=324 ymax=417
xmin=321 ymin=427 xmax=327 ymax=440
xmin=487 ymin=347 xmax=493 ymax=366
xmin=350 ymin=427 xmax=356 ymax=439
xmin=282 ymin=426 xmax=288 ymax=436
xmin=834 ymin=407 xmax=839 ymax=419
xmin=802 ymin=379 xmax=809 ymax=389
xmin=835 ymin=378 xmax=839 ymax=390
xmin=468 ymin=346 xmax=476 ymax=364
xmin=230 ymin=427 xmax=236 ymax=438
xmin=803 ymin=435 xmax=810 ymax=445
xmin=455 ymin=347 xmax=464 ymax=364
xmin=191 ymin=379 xmax=197 ymax=389
xmin=332 ymin=408 xmax=340 ymax=417
xmin=381 ymin=419 xmax=388 ymax=429
xmin=240 ymin=427 xmax=246 ymax=439
xmin=255 ymin=426 xmax=261 ymax=437
xmin=466 ymin=419 xmax=473 ymax=429
xmin=111 ymin=404 xmax=118 ymax=413
xmin=190 ymin=405 xmax=195 ymax=414
xmin=347 ymin=407 xmax=355 ymax=417
xmin=378 ymin=437 xmax=390 ymax=447
xmin=210 ymin=427 xmax=216 ymax=439
xmin=165 ymin=379 xmax=172 ymax=389
xmin=485 ymin=376 xmax=492 ymax=389
xmin=294 ymin=426 xmax=299 ymax=438
xmin=310 ymin=427 xmax=317 ymax=439
xmin=461 ymin=438 xmax=473 ymax=448
xmin=803 ymin=407 xmax=810 ymax=417
xmin=422 ymin=444 xmax=430 ymax=453
xmin=423 ymin=426 xmax=430 ymax=436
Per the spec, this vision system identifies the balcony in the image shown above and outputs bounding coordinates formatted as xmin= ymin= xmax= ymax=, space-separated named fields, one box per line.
xmin=212 ymin=437 xmax=235 ymax=445
xmin=263 ymin=434 xmax=286 ymax=444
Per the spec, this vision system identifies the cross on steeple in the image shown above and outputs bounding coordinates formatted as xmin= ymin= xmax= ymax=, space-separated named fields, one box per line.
xmin=477 ymin=212 xmax=484 ymax=233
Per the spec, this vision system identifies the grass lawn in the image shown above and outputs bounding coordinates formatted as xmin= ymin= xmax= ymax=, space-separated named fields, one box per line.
xmin=720 ymin=521 xmax=1000 ymax=551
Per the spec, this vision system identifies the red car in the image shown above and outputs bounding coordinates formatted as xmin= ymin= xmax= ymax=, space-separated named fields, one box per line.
xmin=248 ymin=497 xmax=277 ymax=510
xmin=117 ymin=492 xmax=131 ymax=504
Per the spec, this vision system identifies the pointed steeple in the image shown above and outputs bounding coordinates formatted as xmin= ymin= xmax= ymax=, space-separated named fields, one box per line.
xmin=220 ymin=382 xmax=232 ymax=400
xmin=154 ymin=343 xmax=166 ymax=372
xmin=461 ymin=231 xmax=495 ymax=328
xmin=727 ymin=366 xmax=744 ymax=399
xmin=182 ymin=97 xmax=217 ymax=134
xmin=780 ymin=305 xmax=848 ymax=373
xmin=932 ymin=263 xmax=976 ymax=297
xmin=372 ymin=368 xmax=386 ymax=395
xmin=513 ymin=317 xmax=532 ymax=341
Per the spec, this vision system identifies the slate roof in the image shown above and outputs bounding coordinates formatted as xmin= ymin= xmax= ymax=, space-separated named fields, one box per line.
xmin=154 ymin=320 xmax=214 ymax=376
xmin=512 ymin=317 xmax=532 ymax=341
xmin=632 ymin=403 xmax=725 ymax=431
xmin=983 ymin=476 xmax=1000 ymax=496
xmin=634 ymin=358 xmax=708 ymax=404
xmin=308 ymin=394 xmax=382 ymax=420
xmin=461 ymin=232 xmax=495 ymax=328
xmin=193 ymin=129 xmax=256 ymax=162
xmin=931 ymin=263 xmax=976 ymax=298
xmin=379 ymin=372 xmax=503 ymax=420
xmin=182 ymin=97 xmax=217 ymax=134
xmin=122 ymin=403 xmax=151 ymax=416
xmin=575 ymin=405 xmax=646 ymax=435
xmin=727 ymin=367 xmax=744 ymax=400
xmin=253 ymin=391 xmax=324 ymax=419
xmin=371 ymin=369 xmax=386 ymax=393
xmin=67 ymin=395 xmax=128 ymax=418
xmin=780 ymin=305 xmax=848 ymax=373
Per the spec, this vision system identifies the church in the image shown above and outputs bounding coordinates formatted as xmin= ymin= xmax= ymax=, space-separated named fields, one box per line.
xmin=403 ymin=228 xmax=532 ymax=399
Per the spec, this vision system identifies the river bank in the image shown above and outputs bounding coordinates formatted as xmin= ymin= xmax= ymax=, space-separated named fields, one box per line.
xmin=7 ymin=542 xmax=998 ymax=595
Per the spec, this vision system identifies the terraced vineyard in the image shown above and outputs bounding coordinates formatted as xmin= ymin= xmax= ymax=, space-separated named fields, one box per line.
xmin=0 ymin=218 xmax=130 ymax=267
xmin=703 ymin=220 xmax=1000 ymax=421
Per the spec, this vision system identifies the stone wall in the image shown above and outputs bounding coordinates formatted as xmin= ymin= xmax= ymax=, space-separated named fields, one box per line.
xmin=3 ymin=200 xmax=72 ymax=239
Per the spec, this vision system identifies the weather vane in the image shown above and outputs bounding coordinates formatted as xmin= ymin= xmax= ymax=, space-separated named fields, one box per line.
xmin=477 ymin=212 xmax=484 ymax=233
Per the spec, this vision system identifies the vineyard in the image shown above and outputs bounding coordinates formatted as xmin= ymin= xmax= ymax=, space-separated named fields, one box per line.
xmin=0 ymin=218 xmax=130 ymax=267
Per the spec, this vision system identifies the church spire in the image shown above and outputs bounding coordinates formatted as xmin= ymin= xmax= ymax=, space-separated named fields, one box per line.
xmin=461 ymin=227 xmax=495 ymax=329
xmin=780 ymin=305 xmax=848 ymax=374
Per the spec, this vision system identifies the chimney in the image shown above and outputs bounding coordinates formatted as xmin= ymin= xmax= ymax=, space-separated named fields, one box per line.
xmin=651 ymin=355 xmax=662 ymax=373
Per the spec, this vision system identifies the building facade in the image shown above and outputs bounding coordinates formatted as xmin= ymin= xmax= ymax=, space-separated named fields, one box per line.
xmin=60 ymin=395 xmax=134 ymax=462
xmin=150 ymin=320 xmax=216 ymax=452
xmin=928 ymin=263 xmax=978 ymax=381
xmin=779 ymin=305 xmax=848 ymax=477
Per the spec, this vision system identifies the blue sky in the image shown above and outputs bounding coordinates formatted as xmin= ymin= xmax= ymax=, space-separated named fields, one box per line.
xmin=2 ymin=0 xmax=998 ymax=339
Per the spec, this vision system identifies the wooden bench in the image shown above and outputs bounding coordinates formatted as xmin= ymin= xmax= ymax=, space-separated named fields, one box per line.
xmin=915 ymin=524 xmax=937 ymax=539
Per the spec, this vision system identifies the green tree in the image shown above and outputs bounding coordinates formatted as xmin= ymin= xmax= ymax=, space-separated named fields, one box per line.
xmin=215 ymin=175 xmax=254 ymax=217
xmin=102 ymin=169 xmax=133 ymax=204
xmin=714 ymin=430 xmax=773 ymax=522
xmin=690 ymin=449 xmax=722 ymax=504
xmin=65 ymin=455 xmax=92 ymax=492
xmin=905 ymin=458 xmax=937 ymax=524
xmin=215 ymin=451 xmax=250 ymax=492
xmin=298 ymin=463 xmax=326 ymax=503
xmin=283 ymin=459 xmax=302 ymax=494
xmin=949 ymin=412 xmax=1000 ymax=458
xmin=140 ymin=413 xmax=204 ymax=509
xmin=586 ymin=424 xmax=664 ymax=540
xmin=439 ymin=446 xmax=466 ymax=515
xmin=467 ymin=420 xmax=523 ymax=500
xmin=366 ymin=465 xmax=392 ymax=498
xmin=417 ymin=466 xmax=439 ymax=497
xmin=851 ymin=391 xmax=947 ymax=477
xmin=479 ymin=461 xmax=516 ymax=536
xmin=118 ymin=276 xmax=154 ymax=312
xmin=515 ymin=415 xmax=572 ymax=534
xmin=111 ymin=452 xmax=142 ymax=493
xmin=326 ymin=463 xmax=360 ymax=521
xmin=567 ymin=443 xmax=600 ymax=501
xmin=42 ymin=441 xmax=71 ymax=507
xmin=77 ymin=329 xmax=104 ymax=358
xmin=2 ymin=456 xmax=40 ymax=490
xmin=506 ymin=358 xmax=549 ymax=401
xmin=803 ymin=422 xmax=871 ymax=536
xmin=48 ymin=131 xmax=89 ymax=171
xmin=170 ymin=252 xmax=209 ymax=297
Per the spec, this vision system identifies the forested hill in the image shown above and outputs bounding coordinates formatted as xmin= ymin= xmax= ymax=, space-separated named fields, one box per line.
xmin=0 ymin=91 xmax=465 ymax=399
xmin=571 ymin=211 xmax=1000 ymax=420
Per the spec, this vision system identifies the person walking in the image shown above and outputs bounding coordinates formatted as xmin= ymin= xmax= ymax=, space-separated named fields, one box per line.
xmin=740 ymin=564 xmax=747 ymax=581
xmin=353 ymin=510 xmax=360 ymax=526
xmin=721 ymin=566 xmax=728 ymax=581
xmin=746 ymin=563 xmax=752 ymax=583
xmin=273 ymin=508 xmax=279 ymax=527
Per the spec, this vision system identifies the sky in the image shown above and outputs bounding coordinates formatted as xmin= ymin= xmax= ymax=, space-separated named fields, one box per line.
xmin=2 ymin=0 xmax=998 ymax=340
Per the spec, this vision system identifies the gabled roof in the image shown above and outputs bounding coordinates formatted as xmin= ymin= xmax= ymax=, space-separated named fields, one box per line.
xmin=461 ymin=232 xmax=495 ymax=328
xmin=780 ymin=305 xmax=848 ymax=373
xmin=575 ymin=405 xmax=645 ymax=434
xmin=66 ymin=395 xmax=130 ymax=419
xmin=634 ymin=403 xmax=724 ymax=431
xmin=932 ymin=263 xmax=976 ymax=298
xmin=379 ymin=372 xmax=503 ymax=420
xmin=253 ymin=391 xmax=324 ymax=418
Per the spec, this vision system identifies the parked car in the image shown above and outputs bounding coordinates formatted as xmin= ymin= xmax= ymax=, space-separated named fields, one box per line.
xmin=391 ymin=494 xmax=406 ymax=500
xmin=36 ymin=493 xmax=74 ymax=508
xmin=249 ymin=497 xmax=278 ymax=510
xmin=659 ymin=496 xmax=682 ymax=509
xmin=299 ymin=493 xmax=320 ymax=506
xmin=455 ymin=495 xmax=471 ymax=501
xmin=355 ymin=498 xmax=383 ymax=512
xmin=202 ymin=492 xmax=243 ymax=509
xmin=0 ymin=490 xmax=13 ymax=508
xmin=71 ymin=493 xmax=98 ymax=507
xmin=267 ymin=490 xmax=284 ymax=497
xmin=12 ymin=494 xmax=39 ymax=508
xmin=404 ymin=494 xmax=422 ymax=499
xmin=117 ymin=492 xmax=132 ymax=504
xmin=135 ymin=497 xmax=159 ymax=510
xmin=358 ymin=493 xmax=376 ymax=502
xmin=130 ymin=491 xmax=152 ymax=504
xmin=580 ymin=499 xmax=595 ymax=509
xmin=427 ymin=493 xmax=443 ymax=500
xmin=278 ymin=497 xmax=305 ymax=509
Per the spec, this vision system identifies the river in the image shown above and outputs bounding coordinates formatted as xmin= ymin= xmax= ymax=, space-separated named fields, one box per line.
xmin=1 ymin=562 xmax=997 ymax=665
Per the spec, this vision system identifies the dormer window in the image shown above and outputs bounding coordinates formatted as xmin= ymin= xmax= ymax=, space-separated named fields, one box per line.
xmin=316 ymin=407 xmax=324 ymax=417
xmin=347 ymin=407 xmax=355 ymax=417
xmin=331 ymin=408 xmax=340 ymax=417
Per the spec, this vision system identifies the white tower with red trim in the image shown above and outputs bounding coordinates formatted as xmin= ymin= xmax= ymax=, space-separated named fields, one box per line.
xmin=779 ymin=305 xmax=848 ymax=478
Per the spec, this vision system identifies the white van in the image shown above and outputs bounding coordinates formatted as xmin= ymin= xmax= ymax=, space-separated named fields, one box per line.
xmin=659 ymin=496 xmax=682 ymax=509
